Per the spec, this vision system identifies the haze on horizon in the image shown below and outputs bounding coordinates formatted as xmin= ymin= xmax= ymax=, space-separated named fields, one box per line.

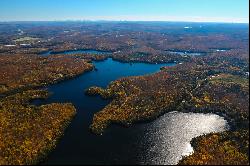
xmin=0 ymin=0 xmax=249 ymax=23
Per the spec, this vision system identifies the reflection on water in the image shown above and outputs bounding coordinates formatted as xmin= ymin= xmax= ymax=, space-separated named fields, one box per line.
xmin=138 ymin=111 xmax=229 ymax=165
xmin=34 ymin=57 xmax=228 ymax=165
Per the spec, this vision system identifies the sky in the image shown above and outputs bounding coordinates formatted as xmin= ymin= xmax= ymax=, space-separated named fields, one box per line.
xmin=0 ymin=0 xmax=249 ymax=23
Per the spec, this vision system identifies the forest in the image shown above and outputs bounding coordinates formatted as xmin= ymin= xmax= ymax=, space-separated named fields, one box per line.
xmin=0 ymin=22 xmax=249 ymax=165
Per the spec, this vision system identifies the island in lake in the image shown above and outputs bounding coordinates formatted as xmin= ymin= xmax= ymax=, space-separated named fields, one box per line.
xmin=0 ymin=21 xmax=249 ymax=165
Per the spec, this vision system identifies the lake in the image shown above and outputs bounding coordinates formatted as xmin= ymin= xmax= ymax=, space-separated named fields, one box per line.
xmin=138 ymin=111 xmax=228 ymax=165
xmin=166 ymin=48 xmax=231 ymax=56
xmin=33 ymin=58 xmax=228 ymax=165
xmin=166 ymin=50 xmax=206 ymax=56
xmin=40 ymin=49 xmax=112 ymax=56
xmin=211 ymin=48 xmax=231 ymax=52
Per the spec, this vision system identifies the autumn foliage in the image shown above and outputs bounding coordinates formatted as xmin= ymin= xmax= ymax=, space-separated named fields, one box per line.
xmin=0 ymin=90 xmax=76 ymax=165
xmin=178 ymin=130 xmax=249 ymax=165
xmin=87 ymin=55 xmax=249 ymax=164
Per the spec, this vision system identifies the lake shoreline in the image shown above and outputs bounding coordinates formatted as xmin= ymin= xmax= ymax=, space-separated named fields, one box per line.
xmin=1 ymin=51 xmax=246 ymax=165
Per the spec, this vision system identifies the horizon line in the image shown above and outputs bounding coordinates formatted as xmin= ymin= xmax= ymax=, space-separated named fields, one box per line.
xmin=0 ymin=20 xmax=249 ymax=24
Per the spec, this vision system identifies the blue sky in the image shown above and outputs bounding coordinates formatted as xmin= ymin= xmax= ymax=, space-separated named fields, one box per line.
xmin=0 ymin=0 xmax=249 ymax=22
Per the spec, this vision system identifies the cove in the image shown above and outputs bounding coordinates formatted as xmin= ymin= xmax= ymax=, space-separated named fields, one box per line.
xmin=33 ymin=58 xmax=228 ymax=165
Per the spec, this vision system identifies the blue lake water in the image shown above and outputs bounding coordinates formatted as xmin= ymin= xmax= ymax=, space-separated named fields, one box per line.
xmin=40 ymin=49 xmax=112 ymax=56
xmin=34 ymin=58 xmax=228 ymax=165
xmin=212 ymin=48 xmax=231 ymax=52
xmin=166 ymin=48 xmax=231 ymax=56
xmin=166 ymin=50 xmax=206 ymax=56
